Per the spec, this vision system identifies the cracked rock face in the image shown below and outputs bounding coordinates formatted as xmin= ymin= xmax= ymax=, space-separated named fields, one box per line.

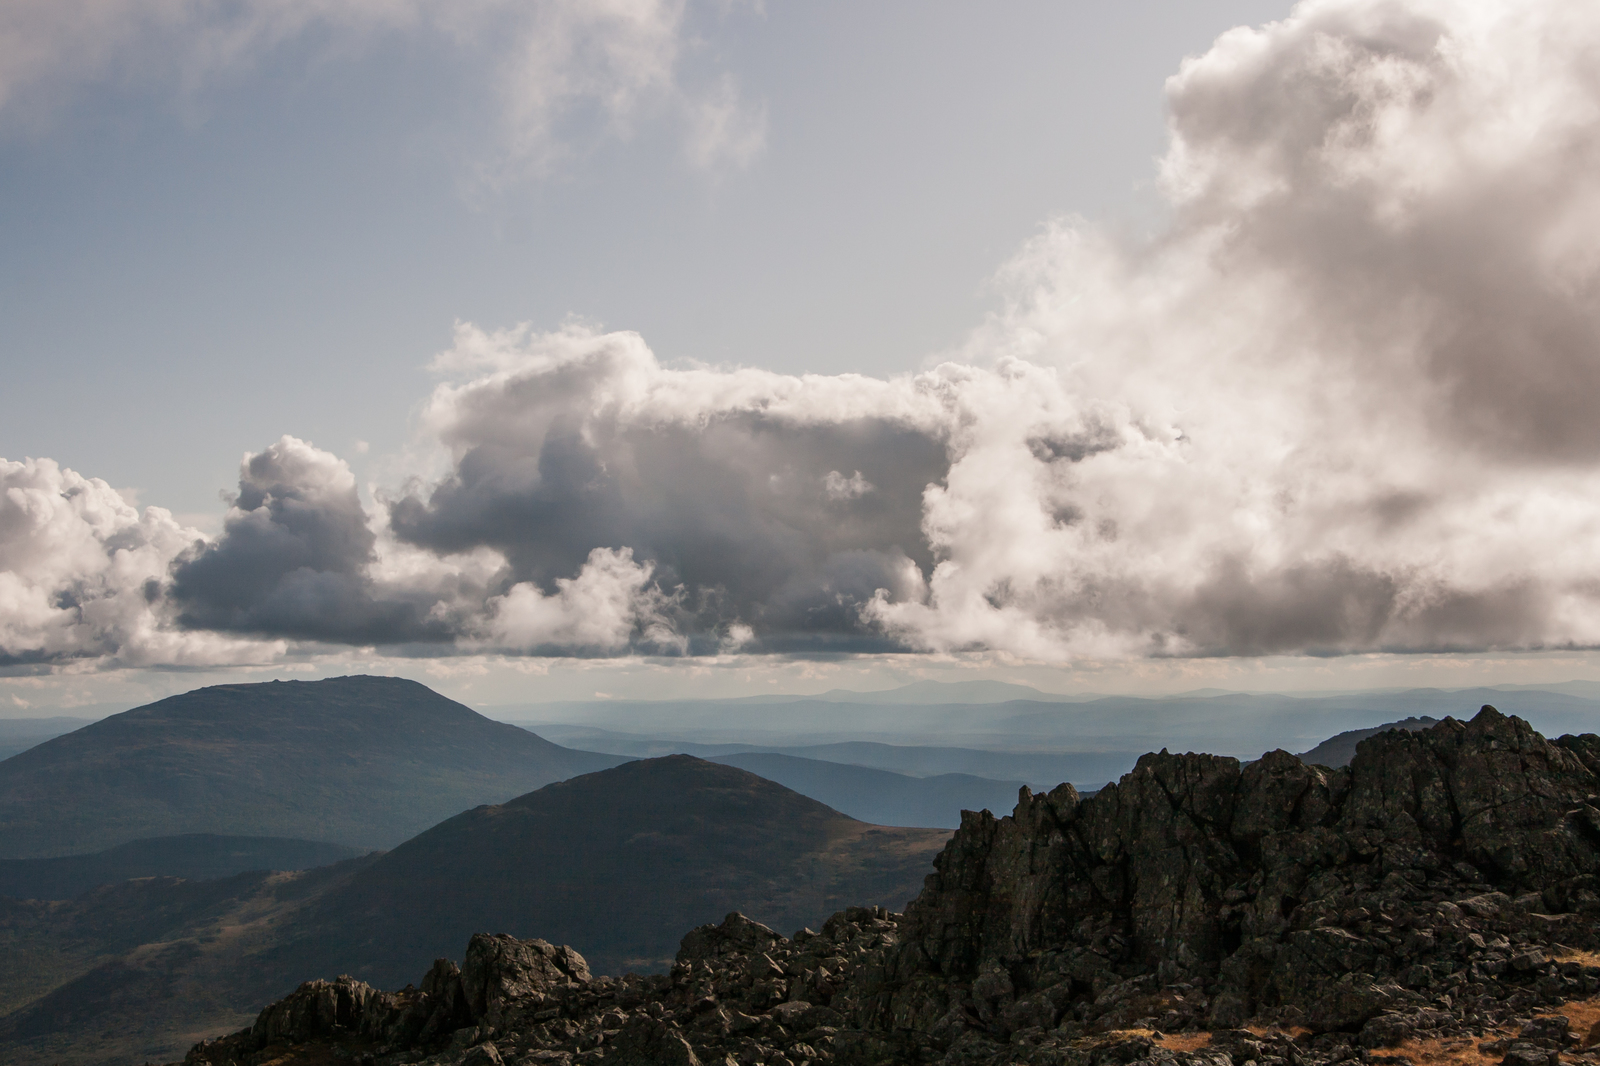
xmin=180 ymin=707 xmax=1600 ymax=1066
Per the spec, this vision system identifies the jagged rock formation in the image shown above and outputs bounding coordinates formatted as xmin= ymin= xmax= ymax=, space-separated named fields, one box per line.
xmin=845 ymin=705 xmax=1600 ymax=1059
xmin=180 ymin=707 xmax=1600 ymax=1066
xmin=1295 ymin=716 xmax=1439 ymax=768
xmin=185 ymin=909 xmax=901 ymax=1066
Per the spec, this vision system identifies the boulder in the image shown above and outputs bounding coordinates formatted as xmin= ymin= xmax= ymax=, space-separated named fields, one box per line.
xmin=461 ymin=932 xmax=591 ymax=1027
xmin=677 ymin=912 xmax=783 ymax=963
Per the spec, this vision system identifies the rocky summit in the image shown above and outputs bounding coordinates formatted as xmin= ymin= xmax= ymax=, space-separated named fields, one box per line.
xmin=181 ymin=706 xmax=1600 ymax=1066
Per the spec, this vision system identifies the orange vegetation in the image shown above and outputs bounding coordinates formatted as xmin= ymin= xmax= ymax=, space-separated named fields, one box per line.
xmin=1146 ymin=997 xmax=1600 ymax=1066
xmin=1555 ymin=950 xmax=1600 ymax=971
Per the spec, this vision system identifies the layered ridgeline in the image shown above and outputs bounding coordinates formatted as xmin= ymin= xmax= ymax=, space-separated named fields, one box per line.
xmin=1296 ymin=715 xmax=1439 ymax=768
xmin=0 ymin=676 xmax=624 ymax=859
xmin=280 ymin=755 xmax=949 ymax=982
xmin=193 ymin=707 xmax=1600 ymax=1066
xmin=522 ymin=681 xmax=1600 ymax=792
xmin=0 ymin=757 xmax=946 ymax=1066
xmin=707 ymin=752 xmax=1026 ymax=830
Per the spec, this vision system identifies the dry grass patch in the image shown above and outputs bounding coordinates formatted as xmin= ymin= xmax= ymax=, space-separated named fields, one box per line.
xmin=1555 ymin=950 xmax=1600 ymax=970
xmin=1554 ymin=995 xmax=1600 ymax=1046
xmin=1371 ymin=996 xmax=1600 ymax=1066
xmin=1386 ymin=1033 xmax=1501 ymax=1066
xmin=1141 ymin=998 xmax=1600 ymax=1066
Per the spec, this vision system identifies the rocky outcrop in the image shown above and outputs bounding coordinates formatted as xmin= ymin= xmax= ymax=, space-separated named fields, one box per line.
xmin=841 ymin=706 xmax=1600 ymax=1061
xmin=182 ymin=908 xmax=900 ymax=1066
xmin=180 ymin=707 xmax=1600 ymax=1066
xmin=1296 ymin=716 xmax=1440 ymax=768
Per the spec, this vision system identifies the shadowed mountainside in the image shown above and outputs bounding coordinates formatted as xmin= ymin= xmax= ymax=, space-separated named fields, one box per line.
xmin=0 ymin=857 xmax=379 ymax=1066
xmin=1296 ymin=714 xmax=1439 ymax=767
xmin=282 ymin=755 xmax=950 ymax=983
xmin=0 ymin=718 xmax=99 ymax=763
xmin=708 ymin=751 xmax=1026 ymax=828
xmin=0 ymin=835 xmax=366 ymax=902
xmin=0 ymin=756 xmax=949 ymax=1065
xmin=0 ymin=675 xmax=625 ymax=859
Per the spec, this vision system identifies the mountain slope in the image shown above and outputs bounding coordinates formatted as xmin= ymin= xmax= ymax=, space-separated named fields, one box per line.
xmin=0 ymin=718 xmax=99 ymax=762
xmin=1295 ymin=715 xmax=1439 ymax=767
xmin=0 ymin=676 xmax=625 ymax=858
xmin=282 ymin=755 xmax=949 ymax=982
xmin=0 ymin=858 xmax=376 ymax=1066
xmin=0 ymin=757 xmax=948 ymax=1064
xmin=176 ymin=707 xmax=1600 ymax=1066
xmin=708 ymin=751 xmax=1024 ymax=828
xmin=0 ymin=834 xmax=366 ymax=901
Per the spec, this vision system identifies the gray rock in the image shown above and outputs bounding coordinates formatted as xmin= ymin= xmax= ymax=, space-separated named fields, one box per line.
xmin=461 ymin=932 xmax=591 ymax=1028
xmin=461 ymin=1043 xmax=503 ymax=1066
xmin=1501 ymin=1042 xmax=1557 ymax=1066
xmin=184 ymin=707 xmax=1600 ymax=1066
xmin=677 ymin=912 xmax=782 ymax=963
xmin=605 ymin=1016 xmax=701 ymax=1065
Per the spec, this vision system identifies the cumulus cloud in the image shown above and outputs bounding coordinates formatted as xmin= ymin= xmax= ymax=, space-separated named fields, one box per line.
xmin=7 ymin=0 xmax=1600 ymax=666
xmin=0 ymin=457 xmax=276 ymax=668
xmin=169 ymin=436 xmax=424 ymax=644
xmin=482 ymin=547 xmax=685 ymax=654
xmin=166 ymin=435 xmax=509 ymax=647
xmin=0 ymin=0 xmax=766 ymax=175
xmin=393 ymin=322 xmax=949 ymax=653
xmin=865 ymin=0 xmax=1600 ymax=658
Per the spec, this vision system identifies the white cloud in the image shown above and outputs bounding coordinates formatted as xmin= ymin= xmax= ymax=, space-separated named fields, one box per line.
xmin=0 ymin=456 xmax=279 ymax=667
xmin=823 ymin=470 xmax=873 ymax=501
xmin=482 ymin=546 xmax=683 ymax=652
xmin=864 ymin=0 xmax=1600 ymax=658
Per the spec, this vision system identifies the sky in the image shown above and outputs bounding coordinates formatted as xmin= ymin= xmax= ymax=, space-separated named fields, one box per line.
xmin=7 ymin=0 xmax=1600 ymax=715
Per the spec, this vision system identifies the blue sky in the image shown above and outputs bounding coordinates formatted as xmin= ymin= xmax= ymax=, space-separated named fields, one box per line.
xmin=1 ymin=1 xmax=1287 ymax=519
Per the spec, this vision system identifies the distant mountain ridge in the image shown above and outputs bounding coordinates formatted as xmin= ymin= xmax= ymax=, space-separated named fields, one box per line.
xmin=0 ymin=676 xmax=624 ymax=858
xmin=801 ymin=679 xmax=1080 ymax=704
xmin=504 ymin=684 xmax=1600 ymax=763
xmin=706 ymin=752 xmax=1025 ymax=828
xmin=1296 ymin=716 xmax=1440 ymax=767
xmin=539 ymin=728 xmax=1133 ymax=792
xmin=284 ymin=755 xmax=949 ymax=982
xmin=0 ymin=755 xmax=952 ymax=1065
